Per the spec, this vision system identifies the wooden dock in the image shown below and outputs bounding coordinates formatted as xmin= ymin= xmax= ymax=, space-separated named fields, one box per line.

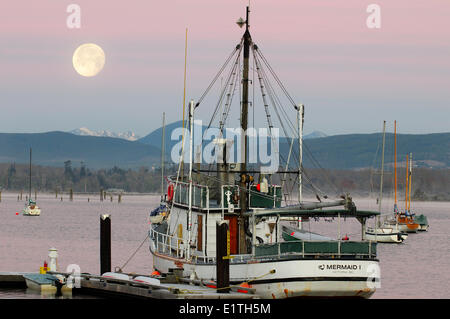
xmin=0 ymin=271 xmax=258 ymax=299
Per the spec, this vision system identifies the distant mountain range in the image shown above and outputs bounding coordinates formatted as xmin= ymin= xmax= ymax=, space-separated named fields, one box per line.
xmin=70 ymin=127 xmax=140 ymax=141
xmin=0 ymin=123 xmax=448 ymax=170
xmin=0 ymin=131 xmax=159 ymax=169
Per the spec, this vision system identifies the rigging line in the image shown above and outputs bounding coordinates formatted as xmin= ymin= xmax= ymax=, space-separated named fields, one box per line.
xmin=258 ymin=59 xmax=298 ymax=139
xmin=202 ymin=47 xmax=243 ymax=174
xmin=252 ymin=48 xmax=297 ymax=170
xmin=252 ymin=46 xmax=274 ymax=133
xmin=117 ymin=232 xmax=150 ymax=272
xmin=219 ymin=49 xmax=242 ymax=135
xmin=301 ymin=166 xmax=329 ymax=197
xmin=201 ymin=42 xmax=244 ymax=144
xmin=301 ymin=141 xmax=342 ymax=195
xmin=196 ymin=41 xmax=243 ymax=106
xmin=255 ymin=48 xmax=297 ymax=109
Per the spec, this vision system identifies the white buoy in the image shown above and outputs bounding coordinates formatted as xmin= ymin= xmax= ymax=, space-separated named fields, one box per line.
xmin=48 ymin=248 xmax=58 ymax=272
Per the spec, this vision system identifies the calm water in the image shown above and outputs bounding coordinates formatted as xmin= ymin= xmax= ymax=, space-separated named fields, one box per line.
xmin=0 ymin=192 xmax=448 ymax=298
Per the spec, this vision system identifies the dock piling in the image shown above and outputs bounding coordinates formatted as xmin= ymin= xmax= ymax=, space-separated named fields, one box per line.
xmin=100 ymin=214 xmax=111 ymax=275
xmin=216 ymin=220 xmax=230 ymax=293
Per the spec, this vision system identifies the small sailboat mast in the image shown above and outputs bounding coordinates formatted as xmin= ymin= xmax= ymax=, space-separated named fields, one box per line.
xmin=29 ymin=147 xmax=32 ymax=200
xmin=394 ymin=120 xmax=398 ymax=213
xmin=405 ymin=153 xmax=409 ymax=214
xmin=187 ymin=100 xmax=195 ymax=259
xmin=160 ymin=112 xmax=166 ymax=201
xmin=408 ymin=153 xmax=413 ymax=213
xmin=296 ymin=104 xmax=304 ymax=204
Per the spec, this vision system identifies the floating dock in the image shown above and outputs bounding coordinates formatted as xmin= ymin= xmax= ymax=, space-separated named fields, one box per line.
xmin=0 ymin=271 xmax=257 ymax=299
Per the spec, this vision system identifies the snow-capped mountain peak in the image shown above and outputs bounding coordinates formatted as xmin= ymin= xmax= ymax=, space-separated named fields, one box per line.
xmin=70 ymin=127 xmax=140 ymax=141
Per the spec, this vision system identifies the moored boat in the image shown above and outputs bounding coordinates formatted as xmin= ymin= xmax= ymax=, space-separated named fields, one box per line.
xmin=22 ymin=148 xmax=41 ymax=216
xmin=414 ymin=214 xmax=429 ymax=231
xmin=364 ymin=121 xmax=407 ymax=243
xmin=396 ymin=153 xmax=420 ymax=233
xmin=22 ymin=199 xmax=41 ymax=216
xmin=148 ymin=7 xmax=381 ymax=299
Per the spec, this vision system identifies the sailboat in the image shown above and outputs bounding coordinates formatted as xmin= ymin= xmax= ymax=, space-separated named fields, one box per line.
xmin=22 ymin=148 xmax=41 ymax=216
xmin=396 ymin=153 xmax=419 ymax=233
xmin=148 ymin=7 xmax=381 ymax=298
xmin=365 ymin=121 xmax=407 ymax=243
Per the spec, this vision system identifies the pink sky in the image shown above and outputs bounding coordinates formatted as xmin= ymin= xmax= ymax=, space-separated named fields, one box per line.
xmin=1 ymin=0 xmax=449 ymax=135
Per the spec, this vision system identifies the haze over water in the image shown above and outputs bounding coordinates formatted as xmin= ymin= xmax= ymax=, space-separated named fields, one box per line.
xmin=0 ymin=193 xmax=448 ymax=298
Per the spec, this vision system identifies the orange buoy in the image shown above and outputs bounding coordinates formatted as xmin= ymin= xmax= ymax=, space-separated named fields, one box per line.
xmin=151 ymin=270 xmax=161 ymax=276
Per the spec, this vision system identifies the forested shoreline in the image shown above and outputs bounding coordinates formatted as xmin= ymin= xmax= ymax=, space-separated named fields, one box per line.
xmin=1 ymin=162 xmax=449 ymax=201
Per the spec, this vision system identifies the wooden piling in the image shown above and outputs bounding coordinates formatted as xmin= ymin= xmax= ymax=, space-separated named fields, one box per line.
xmin=0 ymin=191 xmax=2 ymax=202
xmin=118 ymin=194 xmax=122 ymax=203
xmin=55 ymin=189 xmax=58 ymax=198
xmin=216 ymin=220 xmax=230 ymax=293
xmin=100 ymin=214 xmax=111 ymax=275
xmin=70 ymin=189 xmax=73 ymax=201
xmin=34 ymin=190 xmax=37 ymax=201
xmin=20 ymin=191 xmax=22 ymax=200
xmin=100 ymin=189 xmax=103 ymax=202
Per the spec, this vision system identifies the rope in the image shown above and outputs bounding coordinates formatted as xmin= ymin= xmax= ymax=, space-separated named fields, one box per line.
xmin=116 ymin=232 xmax=150 ymax=272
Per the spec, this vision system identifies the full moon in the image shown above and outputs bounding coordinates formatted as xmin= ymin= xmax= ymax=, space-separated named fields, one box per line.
xmin=72 ymin=43 xmax=105 ymax=77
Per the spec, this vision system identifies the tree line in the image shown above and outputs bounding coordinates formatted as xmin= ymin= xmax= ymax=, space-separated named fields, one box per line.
xmin=0 ymin=162 xmax=449 ymax=201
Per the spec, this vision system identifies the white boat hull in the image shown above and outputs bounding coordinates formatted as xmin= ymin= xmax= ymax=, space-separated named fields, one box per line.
xmin=150 ymin=249 xmax=379 ymax=299
xmin=22 ymin=206 xmax=41 ymax=216
xmin=365 ymin=227 xmax=407 ymax=243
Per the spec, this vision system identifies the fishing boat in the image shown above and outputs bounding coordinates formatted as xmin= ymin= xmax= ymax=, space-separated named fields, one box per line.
xmin=148 ymin=7 xmax=381 ymax=299
xmin=22 ymin=148 xmax=41 ymax=216
xmin=364 ymin=121 xmax=407 ymax=243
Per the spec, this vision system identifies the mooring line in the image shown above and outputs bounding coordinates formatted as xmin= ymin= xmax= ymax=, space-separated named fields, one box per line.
xmin=116 ymin=232 xmax=150 ymax=272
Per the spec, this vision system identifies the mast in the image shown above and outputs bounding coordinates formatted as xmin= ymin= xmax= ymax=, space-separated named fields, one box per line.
xmin=180 ymin=28 xmax=188 ymax=179
xmin=408 ymin=153 xmax=412 ymax=213
xmin=378 ymin=121 xmax=386 ymax=226
xmin=29 ymin=148 xmax=32 ymax=200
xmin=187 ymin=100 xmax=195 ymax=259
xmin=160 ymin=112 xmax=166 ymax=201
xmin=296 ymin=104 xmax=304 ymax=204
xmin=238 ymin=6 xmax=251 ymax=254
xmin=394 ymin=120 xmax=397 ymax=213
xmin=405 ymin=154 xmax=409 ymax=214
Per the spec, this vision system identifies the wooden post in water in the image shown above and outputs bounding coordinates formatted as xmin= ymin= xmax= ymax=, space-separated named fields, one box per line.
xmin=70 ymin=189 xmax=73 ymax=201
xmin=0 ymin=191 xmax=2 ymax=202
xmin=118 ymin=194 xmax=122 ymax=203
xmin=20 ymin=191 xmax=23 ymax=200
xmin=100 ymin=189 xmax=103 ymax=202
xmin=216 ymin=220 xmax=230 ymax=293
xmin=35 ymin=190 xmax=37 ymax=201
xmin=100 ymin=214 xmax=111 ymax=275
xmin=55 ymin=188 xmax=58 ymax=199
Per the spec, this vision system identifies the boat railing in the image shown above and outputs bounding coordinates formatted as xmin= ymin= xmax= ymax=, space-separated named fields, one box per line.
xmin=170 ymin=180 xmax=210 ymax=210
xmin=254 ymin=239 xmax=377 ymax=259
xmin=150 ymin=228 xmax=188 ymax=259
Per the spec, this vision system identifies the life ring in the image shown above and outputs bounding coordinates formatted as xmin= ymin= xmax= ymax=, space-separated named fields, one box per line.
xmin=167 ymin=184 xmax=174 ymax=201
